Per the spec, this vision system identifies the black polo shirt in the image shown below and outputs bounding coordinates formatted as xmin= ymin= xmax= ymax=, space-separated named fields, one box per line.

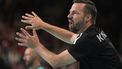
xmin=68 ymin=25 xmax=122 ymax=69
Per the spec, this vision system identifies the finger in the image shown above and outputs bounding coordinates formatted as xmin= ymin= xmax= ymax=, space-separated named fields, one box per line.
xmin=18 ymin=43 xmax=27 ymax=47
xmin=25 ymin=26 xmax=34 ymax=30
xmin=32 ymin=29 xmax=37 ymax=37
xmin=31 ymin=11 xmax=37 ymax=17
xmin=20 ymin=28 xmax=31 ymax=37
xmin=21 ymin=19 xmax=32 ymax=24
xmin=22 ymin=15 xmax=32 ymax=20
xmin=15 ymin=37 xmax=27 ymax=43
xmin=16 ymin=32 xmax=26 ymax=39
xmin=25 ymin=13 xmax=34 ymax=18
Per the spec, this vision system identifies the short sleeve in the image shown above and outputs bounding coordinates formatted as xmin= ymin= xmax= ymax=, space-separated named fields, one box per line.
xmin=68 ymin=35 xmax=95 ymax=61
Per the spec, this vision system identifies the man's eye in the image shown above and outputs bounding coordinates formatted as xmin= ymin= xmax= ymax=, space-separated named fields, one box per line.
xmin=73 ymin=12 xmax=79 ymax=14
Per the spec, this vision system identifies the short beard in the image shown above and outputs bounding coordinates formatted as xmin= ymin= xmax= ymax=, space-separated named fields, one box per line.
xmin=69 ymin=21 xmax=84 ymax=34
xmin=26 ymin=60 xmax=34 ymax=68
xmin=26 ymin=62 xmax=33 ymax=68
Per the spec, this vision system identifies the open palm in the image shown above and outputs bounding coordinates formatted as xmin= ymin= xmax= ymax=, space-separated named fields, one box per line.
xmin=21 ymin=11 xmax=45 ymax=30
xmin=15 ymin=28 xmax=40 ymax=48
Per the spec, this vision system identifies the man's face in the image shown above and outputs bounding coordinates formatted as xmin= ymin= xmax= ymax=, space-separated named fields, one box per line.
xmin=23 ymin=49 xmax=35 ymax=67
xmin=67 ymin=3 xmax=86 ymax=33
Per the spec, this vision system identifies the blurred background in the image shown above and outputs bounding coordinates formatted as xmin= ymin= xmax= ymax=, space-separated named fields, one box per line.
xmin=0 ymin=0 xmax=122 ymax=69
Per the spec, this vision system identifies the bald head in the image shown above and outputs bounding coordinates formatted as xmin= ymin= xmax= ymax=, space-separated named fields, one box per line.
xmin=23 ymin=48 xmax=38 ymax=66
xmin=24 ymin=48 xmax=34 ymax=55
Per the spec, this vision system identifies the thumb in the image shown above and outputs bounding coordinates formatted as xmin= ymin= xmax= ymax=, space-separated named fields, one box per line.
xmin=32 ymin=29 xmax=37 ymax=36
xmin=25 ymin=26 xmax=35 ymax=30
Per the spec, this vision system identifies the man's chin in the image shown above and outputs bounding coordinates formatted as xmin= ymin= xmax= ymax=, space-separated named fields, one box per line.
xmin=69 ymin=27 xmax=79 ymax=33
xmin=26 ymin=63 xmax=32 ymax=67
xmin=69 ymin=29 xmax=76 ymax=33
xmin=69 ymin=28 xmax=73 ymax=32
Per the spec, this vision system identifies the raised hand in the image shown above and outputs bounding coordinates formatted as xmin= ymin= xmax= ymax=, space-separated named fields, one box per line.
xmin=15 ymin=28 xmax=40 ymax=48
xmin=21 ymin=11 xmax=46 ymax=30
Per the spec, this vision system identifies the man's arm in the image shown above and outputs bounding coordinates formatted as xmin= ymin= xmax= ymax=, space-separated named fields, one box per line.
xmin=21 ymin=11 xmax=78 ymax=44
xmin=15 ymin=28 xmax=76 ymax=68
xmin=40 ymin=22 xmax=78 ymax=44
xmin=35 ymin=46 xmax=76 ymax=68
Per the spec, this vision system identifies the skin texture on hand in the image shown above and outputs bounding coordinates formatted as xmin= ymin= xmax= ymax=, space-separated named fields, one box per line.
xmin=21 ymin=11 xmax=46 ymax=30
xmin=15 ymin=28 xmax=40 ymax=48
xmin=15 ymin=28 xmax=76 ymax=68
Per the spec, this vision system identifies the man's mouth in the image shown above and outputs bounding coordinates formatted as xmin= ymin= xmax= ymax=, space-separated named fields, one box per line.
xmin=68 ymin=19 xmax=73 ymax=24
xmin=68 ymin=19 xmax=74 ymax=29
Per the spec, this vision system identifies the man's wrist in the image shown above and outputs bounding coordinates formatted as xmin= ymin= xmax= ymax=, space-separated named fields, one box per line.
xmin=39 ymin=22 xmax=48 ymax=30
xmin=33 ymin=44 xmax=41 ymax=51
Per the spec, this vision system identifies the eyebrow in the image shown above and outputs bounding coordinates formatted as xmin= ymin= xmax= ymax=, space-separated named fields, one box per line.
xmin=70 ymin=9 xmax=78 ymax=12
xmin=70 ymin=10 xmax=81 ymax=14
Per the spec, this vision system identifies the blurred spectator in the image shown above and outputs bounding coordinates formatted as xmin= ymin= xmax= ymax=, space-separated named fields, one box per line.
xmin=23 ymin=48 xmax=49 ymax=69
xmin=8 ymin=49 xmax=26 ymax=69
xmin=0 ymin=46 xmax=25 ymax=69
xmin=0 ymin=57 xmax=11 ymax=69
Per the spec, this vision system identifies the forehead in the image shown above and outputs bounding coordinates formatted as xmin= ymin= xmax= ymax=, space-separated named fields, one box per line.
xmin=25 ymin=48 xmax=33 ymax=55
xmin=70 ymin=3 xmax=86 ymax=11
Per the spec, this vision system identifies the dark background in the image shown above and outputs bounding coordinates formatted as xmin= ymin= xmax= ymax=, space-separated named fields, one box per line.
xmin=0 ymin=0 xmax=122 ymax=51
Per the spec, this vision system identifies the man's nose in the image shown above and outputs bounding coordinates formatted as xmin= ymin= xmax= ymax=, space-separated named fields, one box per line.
xmin=67 ymin=13 xmax=72 ymax=19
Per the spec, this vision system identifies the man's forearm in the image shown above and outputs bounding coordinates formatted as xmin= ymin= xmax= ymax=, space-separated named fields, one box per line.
xmin=34 ymin=44 xmax=76 ymax=68
xmin=40 ymin=22 xmax=77 ymax=44
xmin=34 ymin=44 xmax=58 ymax=68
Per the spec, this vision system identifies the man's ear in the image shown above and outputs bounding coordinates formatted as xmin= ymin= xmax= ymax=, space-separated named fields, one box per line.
xmin=85 ymin=14 xmax=92 ymax=22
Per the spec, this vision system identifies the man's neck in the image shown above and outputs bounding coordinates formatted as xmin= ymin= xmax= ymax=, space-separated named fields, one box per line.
xmin=78 ymin=22 xmax=92 ymax=34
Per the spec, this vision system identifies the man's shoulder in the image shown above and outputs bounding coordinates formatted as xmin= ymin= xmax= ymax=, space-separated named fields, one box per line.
xmin=79 ymin=25 xmax=107 ymax=43
xmin=82 ymin=25 xmax=99 ymax=39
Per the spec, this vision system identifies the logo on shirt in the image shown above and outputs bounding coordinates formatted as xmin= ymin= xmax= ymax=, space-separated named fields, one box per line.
xmin=96 ymin=31 xmax=107 ymax=42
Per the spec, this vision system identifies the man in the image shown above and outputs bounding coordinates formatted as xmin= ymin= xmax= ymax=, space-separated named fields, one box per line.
xmin=23 ymin=48 xmax=44 ymax=69
xmin=15 ymin=0 xmax=122 ymax=69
